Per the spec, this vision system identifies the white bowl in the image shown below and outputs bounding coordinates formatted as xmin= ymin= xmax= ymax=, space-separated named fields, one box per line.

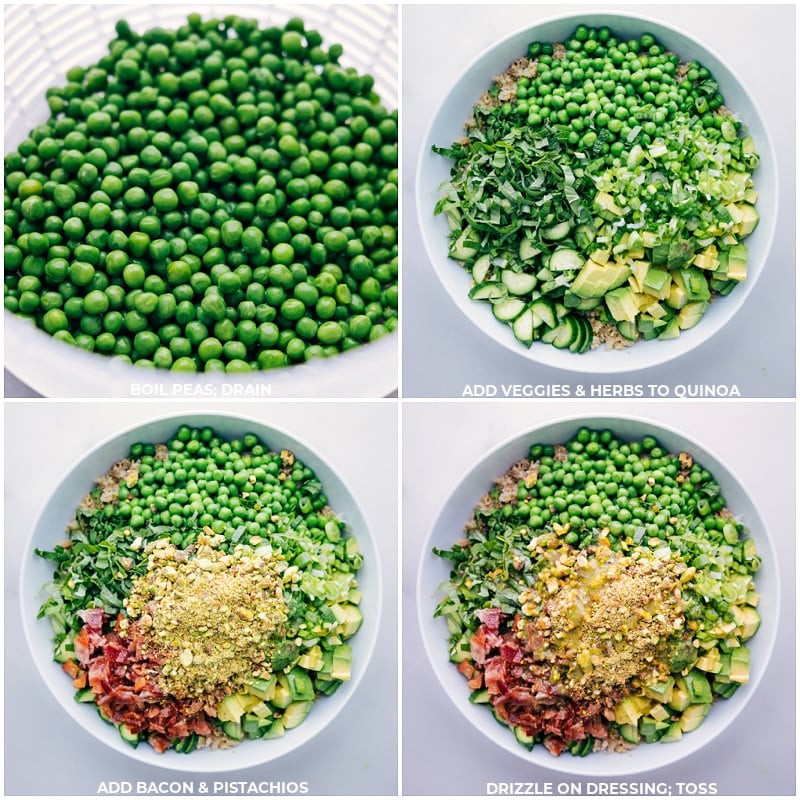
xmin=3 ymin=4 xmax=398 ymax=398
xmin=416 ymin=414 xmax=778 ymax=775
xmin=416 ymin=12 xmax=777 ymax=374
xmin=20 ymin=411 xmax=380 ymax=771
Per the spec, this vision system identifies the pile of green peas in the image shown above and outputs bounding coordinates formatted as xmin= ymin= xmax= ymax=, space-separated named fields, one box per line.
xmin=116 ymin=425 xmax=333 ymax=541
xmin=511 ymin=427 xmax=741 ymax=555
xmin=4 ymin=14 xmax=398 ymax=373
xmin=505 ymin=24 xmax=733 ymax=158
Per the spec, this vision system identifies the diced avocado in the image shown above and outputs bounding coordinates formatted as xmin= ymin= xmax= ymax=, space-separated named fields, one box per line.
xmin=677 ymin=301 xmax=708 ymax=330
xmin=677 ymin=267 xmax=710 ymax=302
xmin=737 ymin=203 xmax=759 ymax=236
xmin=660 ymin=721 xmax=684 ymax=743
xmin=692 ymin=244 xmax=720 ymax=271
xmin=651 ymin=241 xmax=671 ymax=266
xmin=744 ymin=188 xmax=758 ymax=205
xmin=695 ymin=647 xmax=722 ymax=674
xmin=616 ymin=319 xmax=638 ymax=341
xmin=614 ymin=695 xmax=652 ymax=726
xmin=679 ymin=703 xmax=710 ymax=733
xmin=641 ymin=299 xmax=668 ymax=319
xmin=714 ymin=680 xmax=740 ymax=699
xmin=332 ymin=602 xmax=363 ymax=637
xmin=262 ymin=718 xmax=286 ymax=739
xmin=648 ymin=703 xmax=670 ymax=722
xmin=711 ymin=278 xmax=738 ymax=296
xmin=667 ymin=237 xmax=697 ymax=270
xmin=331 ymin=644 xmax=352 ymax=681
xmin=298 ymin=645 xmax=325 ymax=671
xmin=730 ymin=647 xmax=750 ymax=683
xmin=657 ymin=317 xmax=681 ymax=340
xmin=222 ymin=720 xmax=244 ymax=740
xmin=594 ymin=191 xmax=624 ymax=218
xmin=589 ymin=248 xmax=611 ymax=265
xmin=564 ymin=291 xmax=602 ymax=311
xmin=282 ymin=699 xmax=313 ymax=730
xmin=605 ymin=285 xmax=640 ymax=323
xmin=286 ymin=667 xmax=316 ymax=701
xmin=684 ymin=669 xmax=713 ymax=704
xmin=642 ymin=266 xmax=672 ymax=299
xmin=314 ymin=677 xmax=341 ymax=696
xmin=628 ymin=259 xmax=650 ymax=292
xmin=726 ymin=244 xmax=748 ymax=281
xmin=271 ymin=680 xmax=293 ymax=710
xmin=242 ymin=713 xmax=268 ymax=736
xmin=637 ymin=315 xmax=666 ymax=339
xmin=667 ymin=680 xmax=691 ymax=712
xmin=638 ymin=716 xmax=669 ymax=742
xmin=644 ymin=678 xmax=674 ymax=702
xmin=571 ymin=258 xmax=630 ymax=299
xmin=617 ymin=723 xmax=640 ymax=744
xmin=734 ymin=606 xmax=761 ymax=640
xmin=217 ymin=693 xmax=250 ymax=723
xmin=249 ymin=701 xmax=272 ymax=720
xmin=245 ymin=675 xmax=277 ymax=701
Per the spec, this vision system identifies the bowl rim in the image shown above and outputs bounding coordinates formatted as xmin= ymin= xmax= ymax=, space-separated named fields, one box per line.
xmin=20 ymin=409 xmax=382 ymax=772
xmin=415 ymin=8 xmax=779 ymax=375
xmin=416 ymin=411 xmax=780 ymax=775
xmin=3 ymin=313 xmax=399 ymax=399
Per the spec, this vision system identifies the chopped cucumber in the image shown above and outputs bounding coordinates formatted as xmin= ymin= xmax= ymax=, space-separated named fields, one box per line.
xmin=471 ymin=254 xmax=492 ymax=284
xmin=519 ymin=238 xmax=541 ymax=261
xmin=492 ymin=297 xmax=526 ymax=322
xmin=541 ymin=220 xmax=571 ymax=240
xmin=450 ymin=225 xmax=480 ymax=261
xmin=530 ymin=300 xmax=556 ymax=329
xmin=469 ymin=688 xmax=491 ymax=704
xmin=549 ymin=247 xmax=583 ymax=272
xmin=501 ymin=269 xmax=537 ymax=296
xmin=512 ymin=307 xmax=534 ymax=346
xmin=118 ymin=724 xmax=140 ymax=748
xmin=514 ymin=725 xmax=535 ymax=750
xmin=468 ymin=281 xmax=507 ymax=302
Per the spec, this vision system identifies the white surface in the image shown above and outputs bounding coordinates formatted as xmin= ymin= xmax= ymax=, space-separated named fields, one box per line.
xmin=5 ymin=401 xmax=398 ymax=795
xmin=403 ymin=401 xmax=796 ymax=794
xmin=403 ymin=4 xmax=796 ymax=396
xmin=3 ymin=5 xmax=398 ymax=399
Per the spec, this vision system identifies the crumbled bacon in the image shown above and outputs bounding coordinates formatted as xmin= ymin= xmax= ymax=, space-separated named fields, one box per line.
xmin=466 ymin=609 xmax=616 ymax=754
xmin=73 ymin=610 xmax=214 ymax=748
